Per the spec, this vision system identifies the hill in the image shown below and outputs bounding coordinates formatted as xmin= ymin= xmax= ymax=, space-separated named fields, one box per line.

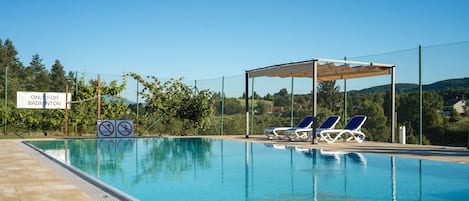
xmin=353 ymin=77 xmax=469 ymax=93
xmin=103 ymin=95 xmax=137 ymax=105
xmin=425 ymin=77 xmax=469 ymax=91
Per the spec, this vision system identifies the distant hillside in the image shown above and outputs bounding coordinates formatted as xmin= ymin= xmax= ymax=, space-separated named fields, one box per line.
xmin=353 ymin=77 xmax=469 ymax=93
xmin=425 ymin=77 xmax=469 ymax=91
xmin=103 ymin=95 xmax=136 ymax=105
xmin=355 ymin=83 xmax=418 ymax=93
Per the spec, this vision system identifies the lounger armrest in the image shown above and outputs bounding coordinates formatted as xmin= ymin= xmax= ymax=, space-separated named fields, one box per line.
xmin=319 ymin=129 xmax=343 ymax=135
xmin=293 ymin=128 xmax=312 ymax=134
xmin=264 ymin=127 xmax=291 ymax=133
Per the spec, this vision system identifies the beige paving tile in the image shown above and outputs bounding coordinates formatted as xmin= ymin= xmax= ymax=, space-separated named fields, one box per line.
xmin=0 ymin=192 xmax=20 ymax=201
xmin=17 ymin=185 xmax=72 ymax=192
xmin=40 ymin=178 xmax=70 ymax=185
xmin=48 ymin=189 xmax=91 ymax=199
xmin=0 ymin=176 xmax=11 ymax=184
xmin=18 ymin=193 xmax=50 ymax=201
xmin=0 ymin=140 xmax=94 ymax=201
xmin=0 ymin=185 xmax=16 ymax=193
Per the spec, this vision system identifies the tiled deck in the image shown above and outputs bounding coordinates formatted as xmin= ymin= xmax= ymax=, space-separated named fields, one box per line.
xmin=1 ymin=136 xmax=469 ymax=201
xmin=0 ymin=140 xmax=120 ymax=201
xmin=0 ymin=140 xmax=92 ymax=201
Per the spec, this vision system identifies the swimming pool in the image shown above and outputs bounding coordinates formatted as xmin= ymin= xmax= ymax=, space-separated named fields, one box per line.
xmin=28 ymin=138 xmax=469 ymax=201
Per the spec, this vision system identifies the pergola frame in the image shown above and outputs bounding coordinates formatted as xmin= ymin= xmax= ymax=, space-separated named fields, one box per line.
xmin=245 ymin=58 xmax=396 ymax=144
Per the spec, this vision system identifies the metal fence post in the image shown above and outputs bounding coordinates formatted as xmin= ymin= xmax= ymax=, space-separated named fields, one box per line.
xmin=419 ymin=45 xmax=423 ymax=145
xmin=3 ymin=66 xmax=7 ymax=135
xmin=221 ymin=76 xmax=224 ymax=135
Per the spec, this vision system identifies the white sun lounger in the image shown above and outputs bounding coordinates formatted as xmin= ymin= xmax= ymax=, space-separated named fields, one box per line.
xmin=264 ymin=116 xmax=313 ymax=140
xmin=319 ymin=115 xmax=367 ymax=143
xmin=286 ymin=115 xmax=340 ymax=141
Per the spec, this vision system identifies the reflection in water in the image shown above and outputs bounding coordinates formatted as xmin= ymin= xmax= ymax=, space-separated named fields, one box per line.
xmin=392 ymin=156 xmax=396 ymax=201
xmin=28 ymin=139 xmax=469 ymax=201
xmin=133 ymin=138 xmax=213 ymax=184
xmin=419 ymin=160 xmax=423 ymax=201
xmin=316 ymin=149 xmax=367 ymax=166
xmin=244 ymin=142 xmax=249 ymax=201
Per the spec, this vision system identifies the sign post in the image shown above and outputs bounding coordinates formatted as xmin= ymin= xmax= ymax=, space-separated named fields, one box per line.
xmin=65 ymin=85 xmax=69 ymax=136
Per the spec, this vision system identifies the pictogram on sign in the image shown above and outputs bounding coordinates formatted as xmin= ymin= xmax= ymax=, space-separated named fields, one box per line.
xmin=97 ymin=120 xmax=116 ymax=138
xmin=116 ymin=120 xmax=134 ymax=138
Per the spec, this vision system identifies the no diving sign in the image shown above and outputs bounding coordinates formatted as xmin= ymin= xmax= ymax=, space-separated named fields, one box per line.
xmin=97 ymin=120 xmax=134 ymax=138
xmin=97 ymin=120 xmax=116 ymax=138
xmin=116 ymin=120 xmax=134 ymax=138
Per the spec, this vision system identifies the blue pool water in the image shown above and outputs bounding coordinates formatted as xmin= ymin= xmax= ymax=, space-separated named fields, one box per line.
xmin=28 ymin=138 xmax=469 ymax=201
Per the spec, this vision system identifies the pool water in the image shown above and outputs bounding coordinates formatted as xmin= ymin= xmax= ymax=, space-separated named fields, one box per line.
xmin=28 ymin=138 xmax=469 ymax=201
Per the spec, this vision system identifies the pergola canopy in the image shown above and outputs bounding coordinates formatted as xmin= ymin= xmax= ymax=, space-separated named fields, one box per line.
xmin=244 ymin=58 xmax=396 ymax=143
xmin=247 ymin=58 xmax=394 ymax=81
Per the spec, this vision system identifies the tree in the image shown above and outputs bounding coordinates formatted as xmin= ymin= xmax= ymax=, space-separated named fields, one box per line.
xmin=244 ymin=91 xmax=262 ymax=99
xmin=448 ymin=108 xmax=461 ymax=122
xmin=264 ymin=93 xmax=273 ymax=101
xmin=357 ymin=100 xmax=390 ymax=142
xmin=318 ymin=80 xmax=342 ymax=113
xmin=49 ymin=60 xmax=67 ymax=92
xmin=29 ymin=54 xmax=50 ymax=91
xmin=126 ymin=73 xmax=214 ymax=133
xmin=176 ymin=88 xmax=213 ymax=129
xmin=100 ymin=79 xmax=128 ymax=120
xmin=68 ymin=74 xmax=128 ymax=134
xmin=273 ymin=88 xmax=290 ymax=106
xmin=218 ymin=98 xmax=243 ymax=115
xmin=255 ymin=100 xmax=270 ymax=115
xmin=23 ymin=66 xmax=35 ymax=91
xmin=0 ymin=38 xmax=25 ymax=98
xmin=398 ymin=91 xmax=444 ymax=144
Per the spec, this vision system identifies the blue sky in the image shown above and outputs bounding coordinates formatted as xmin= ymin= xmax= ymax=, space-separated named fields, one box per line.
xmin=1 ymin=0 xmax=469 ymax=97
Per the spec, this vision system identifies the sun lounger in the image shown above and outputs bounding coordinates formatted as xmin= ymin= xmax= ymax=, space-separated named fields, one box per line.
xmin=264 ymin=116 xmax=313 ymax=140
xmin=286 ymin=115 xmax=340 ymax=141
xmin=319 ymin=115 xmax=367 ymax=143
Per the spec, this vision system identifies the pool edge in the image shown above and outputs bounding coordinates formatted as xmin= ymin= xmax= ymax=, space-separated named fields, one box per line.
xmin=22 ymin=140 xmax=140 ymax=201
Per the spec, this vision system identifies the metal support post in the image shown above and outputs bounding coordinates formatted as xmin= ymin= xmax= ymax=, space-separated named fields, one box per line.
xmin=419 ymin=45 xmax=423 ymax=145
xmin=311 ymin=60 xmax=318 ymax=144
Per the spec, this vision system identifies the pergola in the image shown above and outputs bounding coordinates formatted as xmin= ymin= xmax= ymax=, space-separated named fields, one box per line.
xmin=245 ymin=58 xmax=396 ymax=143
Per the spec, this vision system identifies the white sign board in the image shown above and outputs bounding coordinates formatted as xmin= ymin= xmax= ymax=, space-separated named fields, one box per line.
xmin=97 ymin=120 xmax=117 ymax=138
xmin=116 ymin=120 xmax=134 ymax=138
xmin=17 ymin=91 xmax=71 ymax=109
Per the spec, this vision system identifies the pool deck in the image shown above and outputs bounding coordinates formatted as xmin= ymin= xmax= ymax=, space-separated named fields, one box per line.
xmin=0 ymin=140 xmax=119 ymax=201
xmin=212 ymin=135 xmax=469 ymax=164
xmin=1 ymin=135 xmax=469 ymax=201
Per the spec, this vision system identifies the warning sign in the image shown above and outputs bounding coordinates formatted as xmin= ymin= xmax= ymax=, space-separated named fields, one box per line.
xmin=116 ymin=120 xmax=134 ymax=138
xmin=97 ymin=120 xmax=134 ymax=138
xmin=97 ymin=120 xmax=116 ymax=138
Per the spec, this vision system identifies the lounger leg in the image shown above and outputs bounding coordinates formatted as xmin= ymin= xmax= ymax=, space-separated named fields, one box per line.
xmin=298 ymin=131 xmax=310 ymax=142
xmin=320 ymin=132 xmax=334 ymax=143
xmin=285 ymin=131 xmax=297 ymax=141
